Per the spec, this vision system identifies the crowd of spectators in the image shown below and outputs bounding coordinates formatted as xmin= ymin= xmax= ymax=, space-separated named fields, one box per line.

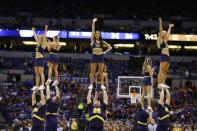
xmin=0 ymin=55 xmax=196 ymax=130
xmin=0 ymin=56 xmax=196 ymax=80
xmin=0 ymin=20 xmax=197 ymax=34
xmin=96 ymin=83 xmax=196 ymax=130
xmin=0 ymin=80 xmax=196 ymax=130
xmin=0 ymin=79 xmax=82 ymax=130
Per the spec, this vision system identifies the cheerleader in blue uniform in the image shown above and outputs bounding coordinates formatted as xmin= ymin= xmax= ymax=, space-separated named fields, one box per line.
xmin=45 ymin=85 xmax=60 ymax=131
xmin=88 ymin=18 xmax=112 ymax=90
xmin=87 ymin=83 xmax=108 ymax=131
xmin=45 ymin=36 xmax=61 ymax=86
xmin=157 ymin=17 xmax=174 ymax=89
xmin=31 ymin=25 xmax=48 ymax=91
xmin=141 ymin=58 xmax=154 ymax=110
xmin=154 ymin=89 xmax=171 ymax=131
xmin=134 ymin=102 xmax=152 ymax=131
xmin=31 ymin=89 xmax=46 ymax=131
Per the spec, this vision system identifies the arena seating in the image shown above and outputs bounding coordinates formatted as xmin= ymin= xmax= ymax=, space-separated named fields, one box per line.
xmin=0 ymin=56 xmax=196 ymax=130
xmin=0 ymin=1 xmax=197 ymax=129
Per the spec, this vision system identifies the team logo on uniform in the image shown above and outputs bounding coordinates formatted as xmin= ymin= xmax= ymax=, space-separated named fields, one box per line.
xmin=93 ymin=108 xmax=101 ymax=113
xmin=96 ymin=44 xmax=100 ymax=48
xmin=33 ymin=107 xmax=38 ymax=112
xmin=165 ymin=107 xmax=169 ymax=112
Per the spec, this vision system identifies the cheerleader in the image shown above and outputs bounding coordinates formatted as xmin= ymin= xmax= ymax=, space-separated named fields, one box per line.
xmin=141 ymin=58 xmax=154 ymax=110
xmin=45 ymin=36 xmax=61 ymax=86
xmin=88 ymin=18 xmax=112 ymax=90
xmin=31 ymin=25 xmax=48 ymax=91
xmin=31 ymin=90 xmax=46 ymax=131
xmin=157 ymin=17 xmax=174 ymax=89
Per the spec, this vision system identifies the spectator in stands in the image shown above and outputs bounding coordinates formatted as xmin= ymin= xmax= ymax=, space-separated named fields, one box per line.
xmin=148 ymin=118 xmax=157 ymax=131
xmin=12 ymin=118 xmax=22 ymax=131
xmin=185 ymin=69 xmax=190 ymax=79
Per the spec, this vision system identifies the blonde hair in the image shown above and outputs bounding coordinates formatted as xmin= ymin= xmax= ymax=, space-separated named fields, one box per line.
xmin=142 ymin=62 xmax=148 ymax=74
xmin=142 ymin=58 xmax=152 ymax=74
